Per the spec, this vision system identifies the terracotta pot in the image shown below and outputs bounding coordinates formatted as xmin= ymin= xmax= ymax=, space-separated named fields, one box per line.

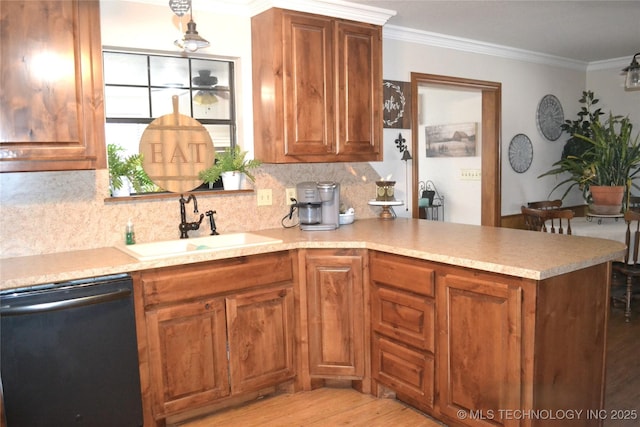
xmin=589 ymin=185 xmax=624 ymax=215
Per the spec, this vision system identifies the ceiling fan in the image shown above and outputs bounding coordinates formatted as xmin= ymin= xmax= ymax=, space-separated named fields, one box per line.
xmin=192 ymin=70 xmax=229 ymax=105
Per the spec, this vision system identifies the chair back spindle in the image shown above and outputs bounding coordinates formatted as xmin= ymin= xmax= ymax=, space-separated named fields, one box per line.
xmin=624 ymin=210 xmax=640 ymax=264
xmin=613 ymin=209 xmax=640 ymax=321
xmin=521 ymin=206 xmax=574 ymax=235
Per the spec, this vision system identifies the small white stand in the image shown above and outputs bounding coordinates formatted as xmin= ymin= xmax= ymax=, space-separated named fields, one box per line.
xmin=586 ymin=213 xmax=623 ymax=224
xmin=368 ymin=200 xmax=404 ymax=220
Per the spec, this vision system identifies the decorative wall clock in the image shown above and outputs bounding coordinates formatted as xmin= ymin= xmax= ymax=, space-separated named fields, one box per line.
xmin=536 ymin=94 xmax=564 ymax=141
xmin=508 ymin=133 xmax=533 ymax=173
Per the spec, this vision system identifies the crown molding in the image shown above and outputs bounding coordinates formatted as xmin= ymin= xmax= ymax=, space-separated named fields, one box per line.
xmin=247 ymin=0 xmax=396 ymax=25
xmin=126 ymin=0 xmax=395 ymax=24
xmin=383 ymin=25 xmax=589 ymax=72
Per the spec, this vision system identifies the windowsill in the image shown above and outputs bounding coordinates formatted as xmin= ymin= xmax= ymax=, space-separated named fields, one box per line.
xmin=104 ymin=188 xmax=254 ymax=203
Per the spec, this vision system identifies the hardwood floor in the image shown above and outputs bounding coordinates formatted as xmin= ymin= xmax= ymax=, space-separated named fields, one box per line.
xmin=175 ymin=387 xmax=443 ymax=427
xmin=177 ymin=305 xmax=639 ymax=427
xmin=604 ymin=305 xmax=640 ymax=427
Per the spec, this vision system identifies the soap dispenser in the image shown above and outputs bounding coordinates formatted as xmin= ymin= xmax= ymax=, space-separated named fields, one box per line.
xmin=125 ymin=219 xmax=136 ymax=245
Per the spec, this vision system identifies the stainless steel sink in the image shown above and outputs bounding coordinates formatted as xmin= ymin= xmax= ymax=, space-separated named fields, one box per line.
xmin=117 ymin=233 xmax=283 ymax=261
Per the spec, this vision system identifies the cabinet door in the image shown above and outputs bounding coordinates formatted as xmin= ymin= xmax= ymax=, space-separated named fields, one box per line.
xmin=335 ymin=21 xmax=382 ymax=161
xmin=282 ymin=12 xmax=335 ymax=157
xmin=306 ymin=250 xmax=365 ymax=378
xmin=251 ymin=8 xmax=382 ymax=163
xmin=437 ymin=271 xmax=523 ymax=427
xmin=0 ymin=0 xmax=106 ymax=172
xmin=145 ymin=297 xmax=230 ymax=418
xmin=226 ymin=285 xmax=295 ymax=394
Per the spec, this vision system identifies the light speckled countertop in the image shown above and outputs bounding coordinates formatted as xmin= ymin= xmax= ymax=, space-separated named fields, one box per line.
xmin=0 ymin=218 xmax=626 ymax=290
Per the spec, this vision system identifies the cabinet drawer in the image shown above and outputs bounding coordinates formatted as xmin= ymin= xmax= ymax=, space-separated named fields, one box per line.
xmin=370 ymin=252 xmax=435 ymax=297
xmin=372 ymin=286 xmax=434 ymax=352
xmin=372 ymin=334 xmax=434 ymax=408
xmin=139 ymin=251 xmax=294 ymax=307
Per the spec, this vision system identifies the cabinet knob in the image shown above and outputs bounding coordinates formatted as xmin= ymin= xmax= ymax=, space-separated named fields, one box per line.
xmin=204 ymin=302 xmax=211 ymax=310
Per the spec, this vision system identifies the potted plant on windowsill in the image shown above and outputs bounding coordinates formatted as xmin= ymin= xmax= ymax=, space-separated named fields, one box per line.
xmin=540 ymin=113 xmax=640 ymax=214
xmin=107 ymin=144 xmax=156 ymax=196
xmin=198 ymin=146 xmax=262 ymax=190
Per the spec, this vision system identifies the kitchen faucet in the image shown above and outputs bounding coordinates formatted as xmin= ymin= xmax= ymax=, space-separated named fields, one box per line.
xmin=179 ymin=194 xmax=204 ymax=239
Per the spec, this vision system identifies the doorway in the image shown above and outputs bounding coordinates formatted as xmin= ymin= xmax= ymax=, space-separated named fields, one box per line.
xmin=411 ymin=73 xmax=501 ymax=226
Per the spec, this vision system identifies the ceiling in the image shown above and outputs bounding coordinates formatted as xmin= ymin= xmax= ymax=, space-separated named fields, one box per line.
xmin=133 ymin=0 xmax=639 ymax=66
xmin=345 ymin=0 xmax=640 ymax=64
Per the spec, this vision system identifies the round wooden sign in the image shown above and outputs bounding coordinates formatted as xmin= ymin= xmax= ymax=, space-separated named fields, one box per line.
xmin=139 ymin=96 xmax=214 ymax=193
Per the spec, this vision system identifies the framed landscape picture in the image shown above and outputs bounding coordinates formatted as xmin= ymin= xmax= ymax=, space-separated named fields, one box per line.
xmin=425 ymin=122 xmax=477 ymax=157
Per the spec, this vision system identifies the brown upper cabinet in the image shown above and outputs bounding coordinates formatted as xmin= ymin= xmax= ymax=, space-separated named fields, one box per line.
xmin=251 ymin=8 xmax=383 ymax=163
xmin=0 ymin=0 xmax=106 ymax=172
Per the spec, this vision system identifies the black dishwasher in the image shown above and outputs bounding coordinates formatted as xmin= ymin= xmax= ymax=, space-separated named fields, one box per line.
xmin=0 ymin=274 xmax=143 ymax=427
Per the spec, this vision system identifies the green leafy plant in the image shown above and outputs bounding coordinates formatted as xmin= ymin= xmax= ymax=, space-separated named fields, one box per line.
xmin=559 ymin=90 xmax=604 ymax=160
xmin=107 ymin=144 xmax=156 ymax=193
xmin=539 ymin=114 xmax=640 ymax=201
xmin=198 ymin=146 xmax=262 ymax=184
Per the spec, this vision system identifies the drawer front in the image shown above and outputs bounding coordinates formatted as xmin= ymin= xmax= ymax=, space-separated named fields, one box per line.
xmin=372 ymin=286 xmax=434 ymax=352
xmin=140 ymin=251 xmax=294 ymax=307
xmin=370 ymin=252 xmax=435 ymax=297
xmin=372 ymin=334 xmax=434 ymax=408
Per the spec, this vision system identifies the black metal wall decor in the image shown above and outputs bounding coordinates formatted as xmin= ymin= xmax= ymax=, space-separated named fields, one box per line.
xmin=395 ymin=133 xmax=408 ymax=153
xmin=383 ymin=80 xmax=411 ymax=129
xmin=536 ymin=94 xmax=564 ymax=141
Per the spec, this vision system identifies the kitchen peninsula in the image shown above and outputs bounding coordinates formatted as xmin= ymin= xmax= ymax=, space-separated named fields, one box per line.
xmin=0 ymin=219 xmax=625 ymax=427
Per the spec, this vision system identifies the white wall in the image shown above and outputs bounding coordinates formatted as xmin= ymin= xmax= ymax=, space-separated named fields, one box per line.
xmin=378 ymin=37 xmax=593 ymax=218
xmin=587 ymin=65 xmax=640 ymax=126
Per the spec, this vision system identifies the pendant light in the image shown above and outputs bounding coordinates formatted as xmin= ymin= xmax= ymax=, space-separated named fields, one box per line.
xmin=623 ymin=53 xmax=640 ymax=91
xmin=170 ymin=0 xmax=210 ymax=52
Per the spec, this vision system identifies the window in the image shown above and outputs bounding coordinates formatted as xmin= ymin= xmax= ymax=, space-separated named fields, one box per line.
xmin=103 ymin=50 xmax=237 ymax=194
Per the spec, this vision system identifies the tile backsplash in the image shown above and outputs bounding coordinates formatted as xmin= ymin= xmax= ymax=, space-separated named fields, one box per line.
xmin=0 ymin=163 xmax=384 ymax=258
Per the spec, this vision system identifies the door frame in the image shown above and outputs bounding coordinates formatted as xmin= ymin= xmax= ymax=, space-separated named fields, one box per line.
xmin=411 ymin=73 xmax=502 ymax=226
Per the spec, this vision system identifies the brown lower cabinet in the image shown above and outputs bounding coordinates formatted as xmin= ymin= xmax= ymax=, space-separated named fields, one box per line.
xmin=133 ymin=248 xmax=610 ymax=427
xmin=133 ymin=251 xmax=297 ymax=426
xmin=371 ymin=251 xmax=610 ymax=427
xmin=303 ymin=249 xmax=367 ymax=382
xmin=370 ymin=251 xmax=436 ymax=412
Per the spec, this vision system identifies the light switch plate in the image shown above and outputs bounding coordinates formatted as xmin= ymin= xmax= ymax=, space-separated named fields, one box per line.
xmin=460 ymin=169 xmax=481 ymax=180
xmin=257 ymin=189 xmax=273 ymax=206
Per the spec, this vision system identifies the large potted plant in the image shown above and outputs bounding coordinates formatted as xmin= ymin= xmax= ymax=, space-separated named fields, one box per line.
xmin=540 ymin=114 xmax=640 ymax=214
xmin=559 ymin=90 xmax=604 ymax=160
xmin=198 ymin=146 xmax=262 ymax=190
xmin=107 ymin=144 xmax=156 ymax=196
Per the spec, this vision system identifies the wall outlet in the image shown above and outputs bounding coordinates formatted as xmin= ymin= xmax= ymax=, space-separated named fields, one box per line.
xmin=285 ymin=188 xmax=297 ymax=205
xmin=460 ymin=169 xmax=482 ymax=180
xmin=257 ymin=189 xmax=273 ymax=206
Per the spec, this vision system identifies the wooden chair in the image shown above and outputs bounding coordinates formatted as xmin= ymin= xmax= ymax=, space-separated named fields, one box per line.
xmin=527 ymin=199 xmax=562 ymax=210
xmin=628 ymin=195 xmax=640 ymax=212
xmin=521 ymin=206 xmax=574 ymax=235
xmin=611 ymin=209 xmax=640 ymax=322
